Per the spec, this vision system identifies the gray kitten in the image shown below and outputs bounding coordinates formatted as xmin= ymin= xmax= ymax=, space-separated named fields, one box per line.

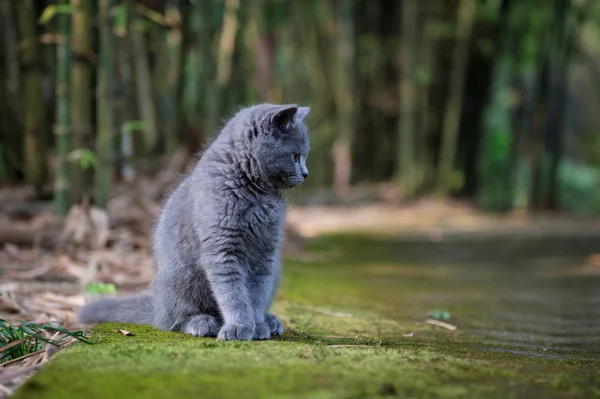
xmin=77 ymin=103 xmax=310 ymax=341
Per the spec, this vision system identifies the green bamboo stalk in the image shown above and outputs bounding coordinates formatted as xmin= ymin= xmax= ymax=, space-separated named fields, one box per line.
xmin=477 ymin=2 xmax=515 ymax=210
xmin=54 ymin=0 xmax=73 ymax=215
xmin=158 ymin=0 xmax=182 ymax=154
xmin=545 ymin=0 xmax=574 ymax=209
xmin=416 ymin=7 xmax=439 ymax=190
xmin=181 ymin=0 xmax=206 ymax=140
xmin=248 ymin=0 xmax=273 ymax=102
xmin=398 ymin=0 xmax=418 ymax=197
xmin=94 ymin=0 xmax=116 ymax=209
xmin=529 ymin=52 xmax=550 ymax=212
xmin=293 ymin=1 xmax=332 ymax=188
xmin=15 ymin=0 xmax=47 ymax=191
xmin=70 ymin=0 xmax=93 ymax=203
xmin=331 ymin=0 xmax=354 ymax=200
xmin=113 ymin=0 xmax=139 ymax=181
xmin=437 ymin=0 xmax=476 ymax=195
xmin=0 ymin=1 xmax=23 ymax=183
xmin=512 ymin=23 xmax=541 ymax=211
xmin=209 ymin=0 xmax=239 ymax=134
xmin=216 ymin=0 xmax=239 ymax=92
xmin=131 ymin=15 xmax=158 ymax=160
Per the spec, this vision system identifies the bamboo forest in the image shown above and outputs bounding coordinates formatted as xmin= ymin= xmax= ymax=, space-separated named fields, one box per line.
xmin=0 ymin=0 xmax=598 ymax=213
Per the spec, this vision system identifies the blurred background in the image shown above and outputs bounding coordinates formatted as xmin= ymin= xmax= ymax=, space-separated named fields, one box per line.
xmin=0 ymin=0 xmax=599 ymax=213
xmin=1 ymin=1 xmax=600 ymax=395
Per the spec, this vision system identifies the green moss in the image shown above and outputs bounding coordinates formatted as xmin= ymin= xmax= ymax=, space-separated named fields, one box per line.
xmin=13 ymin=233 xmax=600 ymax=399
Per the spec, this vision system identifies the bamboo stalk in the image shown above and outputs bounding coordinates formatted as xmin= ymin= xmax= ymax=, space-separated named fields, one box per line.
xmin=15 ymin=0 xmax=47 ymax=191
xmin=114 ymin=0 xmax=137 ymax=182
xmin=293 ymin=1 xmax=332 ymax=188
xmin=249 ymin=0 xmax=274 ymax=102
xmin=158 ymin=0 xmax=182 ymax=154
xmin=417 ymin=15 xmax=437 ymax=189
xmin=398 ymin=0 xmax=418 ymax=198
xmin=530 ymin=48 xmax=550 ymax=211
xmin=0 ymin=1 xmax=23 ymax=183
xmin=437 ymin=0 xmax=476 ymax=195
xmin=180 ymin=0 xmax=206 ymax=142
xmin=208 ymin=0 xmax=239 ymax=134
xmin=131 ymin=15 xmax=158 ymax=160
xmin=332 ymin=0 xmax=354 ymax=201
xmin=54 ymin=0 xmax=73 ymax=215
xmin=94 ymin=0 xmax=116 ymax=209
xmin=545 ymin=0 xmax=574 ymax=209
xmin=216 ymin=0 xmax=239 ymax=89
xmin=70 ymin=0 xmax=93 ymax=203
xmin=477 ymin=2 xmax=515 ymax=210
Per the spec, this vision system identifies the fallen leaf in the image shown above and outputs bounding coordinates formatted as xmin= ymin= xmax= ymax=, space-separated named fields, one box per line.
xmin=13 ymin=264 xmax=52 ymax=280
xmin=114 ymin=329 xmax=134 ymax=336
xmin=0 ymin=383 xmax=12 ymax=396
xmin=37 ymin=292 xmax=85 ymax=307
xmin=0 ymin=365 xmax=41 ymax=384
xmin=585 ymin=254 xmax=600 ymax=267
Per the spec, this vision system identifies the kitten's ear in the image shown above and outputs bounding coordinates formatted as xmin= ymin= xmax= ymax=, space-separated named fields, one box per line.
xmin=296 ymin=106 xmax=310 ymax=122
xmin=268 ymin=105 xmax=298 ymax=129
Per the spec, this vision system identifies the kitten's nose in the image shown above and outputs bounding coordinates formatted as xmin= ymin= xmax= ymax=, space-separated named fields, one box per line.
xmin=301 ymin=165 xmax=309 ymax=179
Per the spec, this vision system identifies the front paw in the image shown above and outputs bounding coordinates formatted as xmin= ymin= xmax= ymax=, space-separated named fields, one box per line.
xmin=217 ymin=323 xmax=254 ymax=341
xmin=253 ymin=323 xmax=271 ymax=340
xmin=265 ymin=313 xmax=284 ymax=336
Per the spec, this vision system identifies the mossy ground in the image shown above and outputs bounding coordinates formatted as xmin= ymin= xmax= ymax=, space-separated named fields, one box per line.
xmin=14 ymin=234 xmax=600 ymax=399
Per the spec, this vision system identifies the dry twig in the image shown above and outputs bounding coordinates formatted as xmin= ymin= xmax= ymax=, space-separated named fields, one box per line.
xmin=425 ymin=318 xmax=458 ymax=331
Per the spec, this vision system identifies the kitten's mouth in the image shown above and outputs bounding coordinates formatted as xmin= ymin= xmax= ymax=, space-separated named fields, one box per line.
xmin=281 ymin=177 xmax=304 ymax=189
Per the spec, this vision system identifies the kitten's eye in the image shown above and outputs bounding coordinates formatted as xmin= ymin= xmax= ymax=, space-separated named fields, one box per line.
xmin=292 ymin=153 xmax=300 ymax=162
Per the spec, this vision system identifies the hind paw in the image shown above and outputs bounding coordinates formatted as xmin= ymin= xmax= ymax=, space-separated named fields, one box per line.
xmin=265 ymin=313 xmax=284 ymax=336
xmin=182 ymin=314 xmax=221 ymax=337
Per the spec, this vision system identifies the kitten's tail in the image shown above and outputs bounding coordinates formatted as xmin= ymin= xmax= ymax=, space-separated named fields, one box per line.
xmin=77 ymin=293 xmax=154 ymax=325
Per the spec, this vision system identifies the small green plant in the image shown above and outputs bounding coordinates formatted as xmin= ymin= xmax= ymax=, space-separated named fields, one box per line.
xmin=427 ymin=309 xmax=451 ymax=321
xmin=0 ymin=319 xmax=92 ymax=364
xmin=85 ymin=282 xmax=117 ymax=295
xmin=68 ymin=148 xmax=98 ymax=171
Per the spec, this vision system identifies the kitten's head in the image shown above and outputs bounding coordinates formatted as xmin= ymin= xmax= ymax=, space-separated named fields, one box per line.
xmin=245 ymin=104 xmax=311 ymax=190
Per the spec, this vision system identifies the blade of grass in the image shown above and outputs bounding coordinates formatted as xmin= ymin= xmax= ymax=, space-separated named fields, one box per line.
xmin=19 ymin=322 xmax=93 ymax=345
xmin=0 ymin=349 xmax=44 ymax=367
xmin=0 ymin=319 xmax=93 ymax=364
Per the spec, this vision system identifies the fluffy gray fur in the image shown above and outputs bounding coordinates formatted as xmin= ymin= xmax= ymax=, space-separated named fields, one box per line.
xmin=78 ymin=103 xmax=311 ymax=341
